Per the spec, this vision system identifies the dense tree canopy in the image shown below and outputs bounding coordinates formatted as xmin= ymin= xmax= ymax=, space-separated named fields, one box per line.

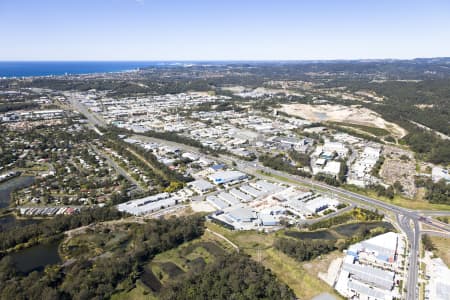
xmin=161 ymin=253 xmax=295 ymax=300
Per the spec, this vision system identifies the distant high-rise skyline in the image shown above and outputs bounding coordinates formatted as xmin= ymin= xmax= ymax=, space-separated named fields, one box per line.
xmin=1 ymin=0 xmax=449 ymax=61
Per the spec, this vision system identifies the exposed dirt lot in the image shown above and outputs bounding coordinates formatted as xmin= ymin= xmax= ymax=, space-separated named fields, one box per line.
xmin=281 ymin=103 xmax=407 ymax=138
xmin=380 ymin=145 xmax=417 ymax=198
xmin=430 ymin=236 xmax=450 ymax=267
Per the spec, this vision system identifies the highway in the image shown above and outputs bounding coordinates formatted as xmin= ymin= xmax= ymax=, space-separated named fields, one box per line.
xmin=397 ymin=214 xmax=420 ymax=300
xmin=126 ymin=133 xmax=449 ymax=300
xmin=234 ymin=159 xmax=450 ymax=231
xmin=66 ymin=95 xmax=450 ymax=300
xmin=64 ymin=91 xmax=107 ymax=128
xmin=125 ymin=131 xmax=450 ymax=300
xmin=90 ymin=144 xmax=145 ymax=192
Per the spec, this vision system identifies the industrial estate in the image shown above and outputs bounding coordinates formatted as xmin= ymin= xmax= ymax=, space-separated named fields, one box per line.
xmin=1 ymin=60 xmax=449 ymax=300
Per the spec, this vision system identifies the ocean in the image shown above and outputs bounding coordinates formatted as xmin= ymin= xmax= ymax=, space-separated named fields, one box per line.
xmin=0 ymin=61 xmax=161 ymax=78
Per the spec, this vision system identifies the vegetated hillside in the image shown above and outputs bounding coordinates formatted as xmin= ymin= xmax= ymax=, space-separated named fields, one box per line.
xmin=0 ymin=213 xmax=295 ymax=300
xmin=0 ymin=215 xmax=205 ymax=299
xmin=161 ymin=253 xmax=295 ymax=300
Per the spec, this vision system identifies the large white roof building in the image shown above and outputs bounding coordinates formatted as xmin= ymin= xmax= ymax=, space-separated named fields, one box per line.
xmin=208 ymin=170 xmax=248 ymax=185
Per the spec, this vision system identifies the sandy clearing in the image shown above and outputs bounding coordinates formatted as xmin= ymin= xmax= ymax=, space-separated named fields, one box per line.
xmin=190 ymin=201 xmax=216 ymax=212
xmin=281 ymin=103 xmax=407 ymax=138
xmin=222 ymin=85 xmax=303 ymax=97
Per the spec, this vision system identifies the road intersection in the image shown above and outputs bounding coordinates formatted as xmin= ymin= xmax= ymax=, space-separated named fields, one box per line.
xmin=69 ymin=96 xmax=450 ymax=300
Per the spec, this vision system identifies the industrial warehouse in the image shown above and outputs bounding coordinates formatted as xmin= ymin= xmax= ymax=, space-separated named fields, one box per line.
xmin=208 ymin=180 xmax=344 ymax=231
xmin=334 ymin=232 xmax=405 ymax=300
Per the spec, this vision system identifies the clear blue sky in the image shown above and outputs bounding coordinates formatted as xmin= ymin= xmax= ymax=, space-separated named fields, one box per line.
xmin=1 ymin=0 xmax=449 ymax=60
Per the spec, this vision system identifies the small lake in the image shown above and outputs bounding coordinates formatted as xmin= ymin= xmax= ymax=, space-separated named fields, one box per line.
xmin=9 ymin=241 xmax=62 ymax=274
xmin=285 ymin=230 xmax=336 ymax=240
xmin=333 ymin=221 xmax=394 ymax=237
xmin=0 ymin=176 xmax=35 ymax=209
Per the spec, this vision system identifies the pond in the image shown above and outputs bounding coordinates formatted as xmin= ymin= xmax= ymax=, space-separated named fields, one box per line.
xmin=9 ymin=240 xmax=62 ymax=274
xmin=0 ymin=176 xmax=35 ymax=209
xmin=285 ymin=230 xmax=336 ymax=240
xmin=333 ymin=221 xmax=394 ymax=237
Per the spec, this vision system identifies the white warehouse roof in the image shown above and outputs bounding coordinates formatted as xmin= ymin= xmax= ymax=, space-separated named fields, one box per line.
xmin=208 ymin=171 xmax=247 ymax=185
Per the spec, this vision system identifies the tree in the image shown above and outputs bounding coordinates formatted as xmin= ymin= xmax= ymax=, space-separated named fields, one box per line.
xmin=393 ymin=181 xmax=404 ymax=194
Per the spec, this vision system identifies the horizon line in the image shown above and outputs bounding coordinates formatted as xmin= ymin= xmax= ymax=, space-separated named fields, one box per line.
xmin=1 ymin=57 xmax=450 ymax=63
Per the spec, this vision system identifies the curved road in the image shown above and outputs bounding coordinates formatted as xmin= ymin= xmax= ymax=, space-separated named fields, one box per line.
xmin=68 ymin=97 xmax=449 ymax=300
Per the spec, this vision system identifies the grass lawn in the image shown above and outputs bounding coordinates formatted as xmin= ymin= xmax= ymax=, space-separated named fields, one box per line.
xmin=207 ymin=222 xmax=276 ymax=250
xmin=261 ymin=248 xmax=341 ymax=299
xmin=343 ymin=185 xmax=450 ymax=211
xmin=303 ymin=250 xmax=344 ymax=276
xmin=257 ymin=170 xmax=305 ymax=186
xmin=332 ymin=122 xmax=390 ymax=137
xmin=430 ymin=236 xmax=450 ymax=267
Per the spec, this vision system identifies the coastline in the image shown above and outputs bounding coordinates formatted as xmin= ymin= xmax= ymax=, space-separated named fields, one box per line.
xmin=0 ymin=61 xmax=154 ymax=78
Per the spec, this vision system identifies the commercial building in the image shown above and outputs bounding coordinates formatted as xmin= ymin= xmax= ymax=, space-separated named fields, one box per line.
xmin=322 ymin=161 xmax=341 ymax=178
xmin=206 ymin=195 xmax=229 ymax=210
xmin=335 ymin=232 xmax=402 ymax=300
xmin=432 ymin=167 xmax=450 ymax=183
xmin=117 ymin=192 xmax=178 ymax=215
xmin=228 ymin=207 xmax=257 ymax=223
xmin=188 ymin=179 xmax=215 ymax=194
xmin=217 ymin=192 xmax=241 ymax=206
xmin=229 ymin=188 xmax=253 ymax=202
xmin=425 ymin=257 xmax=450 ymax=300
xmin=208 ymin=170 xmax=248 ymax=185
xmin=239 ymin=184 xmax=265 ymax=197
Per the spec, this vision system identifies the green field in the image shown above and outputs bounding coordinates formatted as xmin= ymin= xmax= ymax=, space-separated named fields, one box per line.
xmin=205 ymin=223 xmax=342 ymax=299
xmin=343 ymin=185 xmax=450 ymax=211
xmin=332 ymin=122 xmax=391 ymax=136
xmin=430 ymin=236 xmax=450 ymax=267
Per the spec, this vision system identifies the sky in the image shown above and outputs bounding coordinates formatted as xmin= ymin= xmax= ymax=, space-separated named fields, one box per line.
xmin=1 ymin=0 xmax=449 ymax=61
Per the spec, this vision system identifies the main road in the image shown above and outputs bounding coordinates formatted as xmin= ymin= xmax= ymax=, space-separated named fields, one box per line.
xmin=67 ymin=95 xmax=449 ymax=300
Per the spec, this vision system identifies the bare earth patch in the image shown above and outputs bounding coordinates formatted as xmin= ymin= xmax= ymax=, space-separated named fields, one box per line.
xmin=430 ymin=236 xmax=450 ymax=267
xmin=380 ymin=145 xmax=417 ymax=198
xmin=190 ymin=201 xmax=216 ymax=213
xmin=281 ymin=103 xmax=407 ymax=138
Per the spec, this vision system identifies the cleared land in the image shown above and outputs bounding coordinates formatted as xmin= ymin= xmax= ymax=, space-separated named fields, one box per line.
xmin=430 ymin=236 xmax=450 ymax=267
xmin=380 ymin=145 xmax=417 ymax=199
xmin=343 ymin=185 xmax=450 ymax=211
xmin=206 ymin=222 xmax=342 ymax=299
xmin=331 ymin=122 xmax=390 ymax=137
xmin=281 ymin=103 xmax=407 ymax=138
